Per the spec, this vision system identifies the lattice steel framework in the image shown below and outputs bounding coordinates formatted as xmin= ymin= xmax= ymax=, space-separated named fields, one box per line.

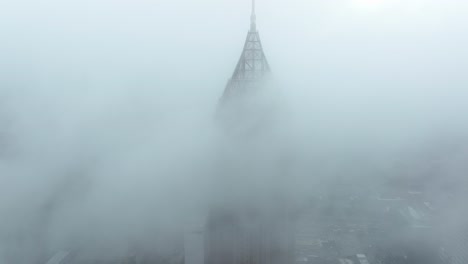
xmin=206 ymin=2 xmax=294 ymax=264
xmin=221 ymin=0 xmax=271 ymax=102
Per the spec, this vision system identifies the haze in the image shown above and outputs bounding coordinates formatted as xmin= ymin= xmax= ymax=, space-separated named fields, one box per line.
xmin=0 ymin=0 xmax=467 ymax=263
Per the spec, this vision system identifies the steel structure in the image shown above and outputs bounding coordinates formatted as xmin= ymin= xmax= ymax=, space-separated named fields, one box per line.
xmin=221 ymin=0 xmax=271 ymax=102
xmin=206 ymin=2 xmax=294 ymax=264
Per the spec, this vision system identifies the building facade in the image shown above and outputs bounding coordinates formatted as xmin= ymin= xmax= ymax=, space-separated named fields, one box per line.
xmin=205 ymin=2 xmax=294 ymax=264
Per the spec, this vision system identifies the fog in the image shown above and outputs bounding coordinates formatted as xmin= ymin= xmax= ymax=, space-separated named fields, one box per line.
xmin=0 ymin=0 xmax=467 ymax=263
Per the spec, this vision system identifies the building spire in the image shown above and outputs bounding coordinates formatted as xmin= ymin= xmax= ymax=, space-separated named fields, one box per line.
xmin=219 ymin=0 xmax=270 ymax=103
xmin=250 ymin=0 xmax=257 ymax=32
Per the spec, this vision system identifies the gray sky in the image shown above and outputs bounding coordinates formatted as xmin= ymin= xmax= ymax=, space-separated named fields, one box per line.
xmin=1 ymin=0 xmax=467 ymax=128
xmin=0 ymin=0 xmax=468 ymax=262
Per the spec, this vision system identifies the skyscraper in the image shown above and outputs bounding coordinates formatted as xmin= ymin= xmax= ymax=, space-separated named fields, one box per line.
xmin=205 ymin=2 xmax=294 ymax=264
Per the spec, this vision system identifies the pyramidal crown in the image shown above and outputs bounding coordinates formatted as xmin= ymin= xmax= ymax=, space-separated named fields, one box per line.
xmin=221 ymin=0 xmax=271 ymax=102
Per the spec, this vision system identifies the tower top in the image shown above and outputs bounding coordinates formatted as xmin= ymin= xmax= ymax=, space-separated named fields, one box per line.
xmin=219 ymin=0 xmax=270 ymax=103
xmin=250 ymin=0 xmax=257 ymax=32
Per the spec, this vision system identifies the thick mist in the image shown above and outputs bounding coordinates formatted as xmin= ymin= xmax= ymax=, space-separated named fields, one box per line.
xmin=1 ymin=0 xmax=468 ymax=263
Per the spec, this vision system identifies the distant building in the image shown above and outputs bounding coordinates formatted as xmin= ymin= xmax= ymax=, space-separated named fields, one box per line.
xmin=338 ymin=254 xmax=370 ymax=264
xmin=440 ymin=227 xmax=468 ymax=264
xmin=185 ymin=231 xmax=205 ymax=264
xmin=45 ymin=251 xmax=71 ymax=264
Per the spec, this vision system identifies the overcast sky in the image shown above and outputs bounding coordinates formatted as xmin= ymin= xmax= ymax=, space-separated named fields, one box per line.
xmin=1 ymin=0 xmax=467 ymax=130
xmin=0 ymin=0 xmax=468 ymax=262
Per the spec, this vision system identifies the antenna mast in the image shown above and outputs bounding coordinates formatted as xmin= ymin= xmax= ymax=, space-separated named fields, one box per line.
xmin=250 ymin=0 xmax=257 ymax=32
